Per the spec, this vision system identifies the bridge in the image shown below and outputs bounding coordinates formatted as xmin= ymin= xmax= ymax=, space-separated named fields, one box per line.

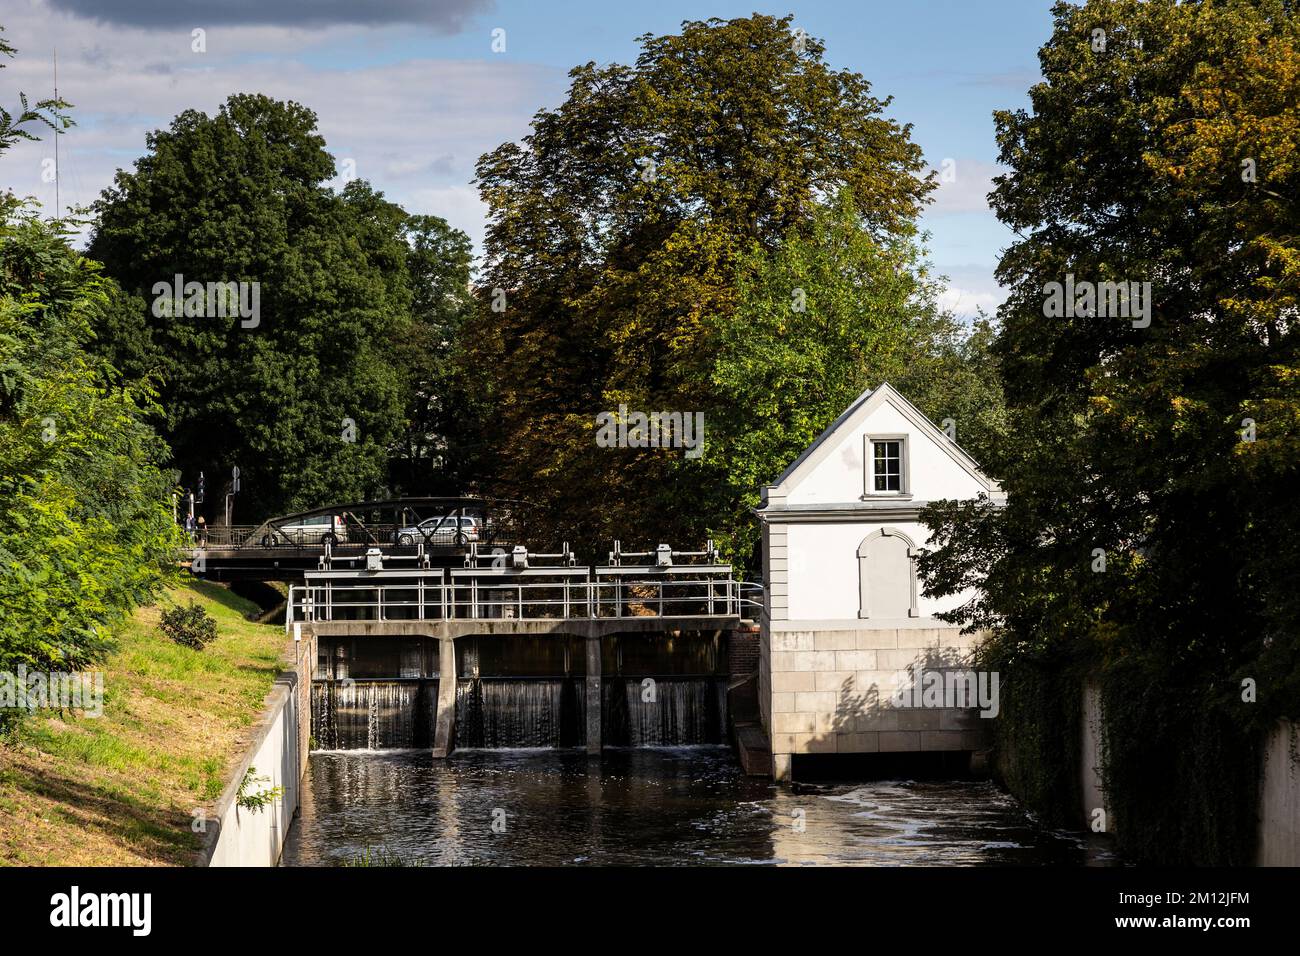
xmin=190 ymin=498 xmax=765 ymax=763
xmin=187 ymin=497 xmax=518 ymax=581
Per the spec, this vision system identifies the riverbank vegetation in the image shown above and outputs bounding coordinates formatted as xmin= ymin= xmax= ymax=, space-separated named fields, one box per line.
xmin=1 ymin=31 xmax=180 ymax=738
xmin=0 ymin=580 xmax=286 ymax=865
xmin=918 ymin=0 xmax=1299 ymax=864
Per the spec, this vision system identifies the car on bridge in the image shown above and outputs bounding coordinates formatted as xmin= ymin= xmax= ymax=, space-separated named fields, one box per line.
xmin=395 ymin=514 xmax=481 ymax=546
xmin=273 ymin=514 xmax=349 ymax=546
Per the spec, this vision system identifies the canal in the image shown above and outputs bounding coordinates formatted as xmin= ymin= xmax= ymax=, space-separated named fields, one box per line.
xmin=281 ymin=747 xmax=1115 ymax=866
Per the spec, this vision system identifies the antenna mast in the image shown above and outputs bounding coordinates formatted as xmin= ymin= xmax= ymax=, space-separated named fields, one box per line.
xmin=53 ymin=47 xmax=59 ymax=220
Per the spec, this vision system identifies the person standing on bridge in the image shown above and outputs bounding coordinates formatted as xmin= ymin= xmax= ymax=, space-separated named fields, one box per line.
xmin=196 ymin=515 xmax=207 ymax=545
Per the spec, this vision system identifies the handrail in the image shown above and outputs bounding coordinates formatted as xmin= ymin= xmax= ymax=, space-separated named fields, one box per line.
xmin=736 ymin=581 xmax=767 ymax=622
xmin=284 ymin=569 xmax=744 ymax=625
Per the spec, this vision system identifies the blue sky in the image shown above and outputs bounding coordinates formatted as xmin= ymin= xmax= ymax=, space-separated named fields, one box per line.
xmin=2 ymin=0 xmax=1060 ymax=318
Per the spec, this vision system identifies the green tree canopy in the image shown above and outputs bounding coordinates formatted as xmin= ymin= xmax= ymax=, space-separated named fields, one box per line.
xmin=466 ymin=14 xmax=959 ymax=558
xmin=88 ymin=94 xmax=417 ymax=519
xmin=916 ymin=0 xmax=1299 ymax=864
xmin=0 ymin=196 xmax=179 ymax=728
xmin=705 ymin=192 xmax=1006 ymax=564
xmin=391 ymin=214 xmax=479 ymax=496
xmin=0 ymin=30 xmax=176 ymax=735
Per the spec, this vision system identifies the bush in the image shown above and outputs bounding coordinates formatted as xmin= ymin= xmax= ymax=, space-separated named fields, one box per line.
xmin=980 ymin=640 xmax=1083 ymax=830
xmin=159 ymin=602 xmax=218 ymax=650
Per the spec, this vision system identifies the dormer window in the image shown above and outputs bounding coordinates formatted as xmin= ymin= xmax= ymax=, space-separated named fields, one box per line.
xmin=865 ymin=436 xmax=907 ymax=495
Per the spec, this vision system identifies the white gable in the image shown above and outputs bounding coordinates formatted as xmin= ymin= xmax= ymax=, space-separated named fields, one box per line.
xmin=766 ymin=383 xmax=998 ymax=507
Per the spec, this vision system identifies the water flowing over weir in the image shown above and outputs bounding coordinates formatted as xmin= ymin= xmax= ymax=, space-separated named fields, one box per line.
xmin=309 ymin=633 xmax=730 ymax=751
xmin=455 ymin=678 xmax=586 ymax=748
xmin=311 ymin=681 xmax=436 ymax=750
xmin=606 ymin=678 xmax=728 ymax=746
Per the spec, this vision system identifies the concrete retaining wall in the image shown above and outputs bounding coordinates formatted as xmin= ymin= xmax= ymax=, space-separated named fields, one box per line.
xmin=1078 ymin=682 xmax=1299 ymax=865
xmin=1257 ymin=719 xmax=1300 ymax=867
xmin=1079 ymin=682 xmax=1107 ymax=829
xmin=198 ymin=630 xmax=315 ymax=867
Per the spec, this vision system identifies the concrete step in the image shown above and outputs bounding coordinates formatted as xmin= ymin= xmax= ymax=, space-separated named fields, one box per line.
xmin=734 ymin=720 xmax=772 ymax=777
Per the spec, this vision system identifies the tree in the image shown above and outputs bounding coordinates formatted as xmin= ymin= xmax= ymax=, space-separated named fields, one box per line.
xmin=917 ymin=0 xmax=1299 ymax=864
xmin=88 ymin=95 xmax=415 ymax=520
xmin=705 ymin=192 xmax=1006 ymax=565
xmin=0 ymin=31 xmax=175 ymax=735
xmin=390 ymin=214 xmax=479 ymax=496
xmin=0 ymin=196 xmax=180 ymax=733
xmin=466 ymin=14 xmax=936 ymax=555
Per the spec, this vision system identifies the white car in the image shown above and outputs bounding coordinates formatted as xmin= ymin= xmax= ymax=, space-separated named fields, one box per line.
xmin=395 ymin=515 xmax=480 ymax=546
xmin=267 ymin=514 xmax=347 ymax=546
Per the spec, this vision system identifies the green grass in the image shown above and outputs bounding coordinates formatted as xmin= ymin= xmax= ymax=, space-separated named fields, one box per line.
xmin=0 ymin=578 xmax=288 ymax=866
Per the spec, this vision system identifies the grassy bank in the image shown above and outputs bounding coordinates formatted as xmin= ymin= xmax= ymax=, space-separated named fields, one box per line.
xmin=0 ymin=579 xmax=287 ymax=866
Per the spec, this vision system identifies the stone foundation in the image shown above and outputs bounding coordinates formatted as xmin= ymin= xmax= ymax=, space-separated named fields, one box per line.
xmin=762 ymin=622 xmax=991 ymax=780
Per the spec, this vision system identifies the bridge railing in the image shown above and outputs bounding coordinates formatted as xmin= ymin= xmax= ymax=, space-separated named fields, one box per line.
xmin=187 ymin=525 xmax=257 ymax=547
xmin=285 ymin=569 xmax=746 ymax=630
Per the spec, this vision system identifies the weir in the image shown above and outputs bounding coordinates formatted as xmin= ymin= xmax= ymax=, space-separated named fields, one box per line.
xmin=293 ymin=543 xmax=760 ymax=756
xmin=308 ymin=633 xmax=731 ymax=751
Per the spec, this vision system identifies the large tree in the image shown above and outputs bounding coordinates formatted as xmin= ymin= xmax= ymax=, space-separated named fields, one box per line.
xmin=390 ymin=214 xmax=479 ymax=497
xmin=89 ymin=95 xmax=415 ymax=520
xmin=917 ymin=0 xmax=1299 ymax=863
xmin=466 ymin=14 xmax=944 ymax=557
xmin=1 ymin=34 xmax=178 ymax=731
xmin=705 ymin=192 xmax=1007 ymax=565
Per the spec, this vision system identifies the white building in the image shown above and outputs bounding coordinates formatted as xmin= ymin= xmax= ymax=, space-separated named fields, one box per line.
xmin=755 ymin=382 xmax=1004 ymax=780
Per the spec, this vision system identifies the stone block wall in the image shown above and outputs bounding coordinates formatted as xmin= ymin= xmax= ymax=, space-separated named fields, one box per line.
xmin=764 ymin=623 xmax=990 ymax=780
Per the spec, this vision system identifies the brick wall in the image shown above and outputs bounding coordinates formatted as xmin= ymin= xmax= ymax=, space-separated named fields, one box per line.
xmin=728 ymin=627 xmax=761 ymax=678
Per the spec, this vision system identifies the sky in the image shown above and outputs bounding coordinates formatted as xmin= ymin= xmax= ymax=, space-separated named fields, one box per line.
xmin=0 ymin=0 xmax=1058 ymax=320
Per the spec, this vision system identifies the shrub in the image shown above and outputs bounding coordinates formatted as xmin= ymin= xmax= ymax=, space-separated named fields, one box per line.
xmin=235 ymin=766 xmax=283 ymax=813
xmin=159 ymin=602 xmax=218 ymax=650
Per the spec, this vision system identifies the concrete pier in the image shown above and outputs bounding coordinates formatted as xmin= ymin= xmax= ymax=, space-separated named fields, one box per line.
xmin=585 ymin=635 xmax=602 ymax=755
xmin=431 ymin=637 xmax=457 ymax=758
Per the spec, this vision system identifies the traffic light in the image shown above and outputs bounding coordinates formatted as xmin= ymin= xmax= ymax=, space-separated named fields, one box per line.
xmin=196 ymin=470 xmax=205 ymax=504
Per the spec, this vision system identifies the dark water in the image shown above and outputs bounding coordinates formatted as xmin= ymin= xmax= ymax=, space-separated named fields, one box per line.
xmin=280 ymin=748 xmax=1115 ymax=866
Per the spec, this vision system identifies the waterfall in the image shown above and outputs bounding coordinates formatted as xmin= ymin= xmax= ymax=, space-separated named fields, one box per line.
xmin=614 ymin=678 xmax=728 ymax=746
xmin=311 ymin=680 xmax=433 ymax=750
xmin=455 ymin=678 xmax=585 ymax=748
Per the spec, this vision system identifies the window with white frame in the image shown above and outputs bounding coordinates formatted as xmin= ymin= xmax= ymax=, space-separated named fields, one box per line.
xmin=866 ymin=437 xmax=905 ymax=493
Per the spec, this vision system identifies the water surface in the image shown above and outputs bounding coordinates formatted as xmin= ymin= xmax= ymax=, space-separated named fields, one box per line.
xmin=281 ymin=747 xmax=1113 ymax=866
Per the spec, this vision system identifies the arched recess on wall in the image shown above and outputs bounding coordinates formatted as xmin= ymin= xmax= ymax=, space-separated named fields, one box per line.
xmin=856 ymin=527 xmax=919 ymax=619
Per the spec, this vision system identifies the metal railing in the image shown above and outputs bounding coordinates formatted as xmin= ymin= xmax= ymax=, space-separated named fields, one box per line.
xmin=185 ymin=525 xmax=257 ymax=547
xmin=285 ymin=568 xmax=748 ymax=631
xmin=736 ymin=581 xmax=767 ymax=622
xmin=192 ymin=524 xmax=503 ymax=550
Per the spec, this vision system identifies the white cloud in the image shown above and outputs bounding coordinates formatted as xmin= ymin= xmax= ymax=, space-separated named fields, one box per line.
xmin=409 ymin=184 xmax=489 ymax=251
xmin=926 ymin=158 xmax=1005 ymax=215
xmin=937 ymin=283 xmax=1005 ymax=322
xmin=46 ymin=0 xmax=494 ymax=31
xmin=0 ymin=1 xmax=561 ymax=254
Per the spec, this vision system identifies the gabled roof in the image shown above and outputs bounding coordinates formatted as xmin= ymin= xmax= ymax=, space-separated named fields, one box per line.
xmin=766 ymin=382 xmax=1000 ymax=497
